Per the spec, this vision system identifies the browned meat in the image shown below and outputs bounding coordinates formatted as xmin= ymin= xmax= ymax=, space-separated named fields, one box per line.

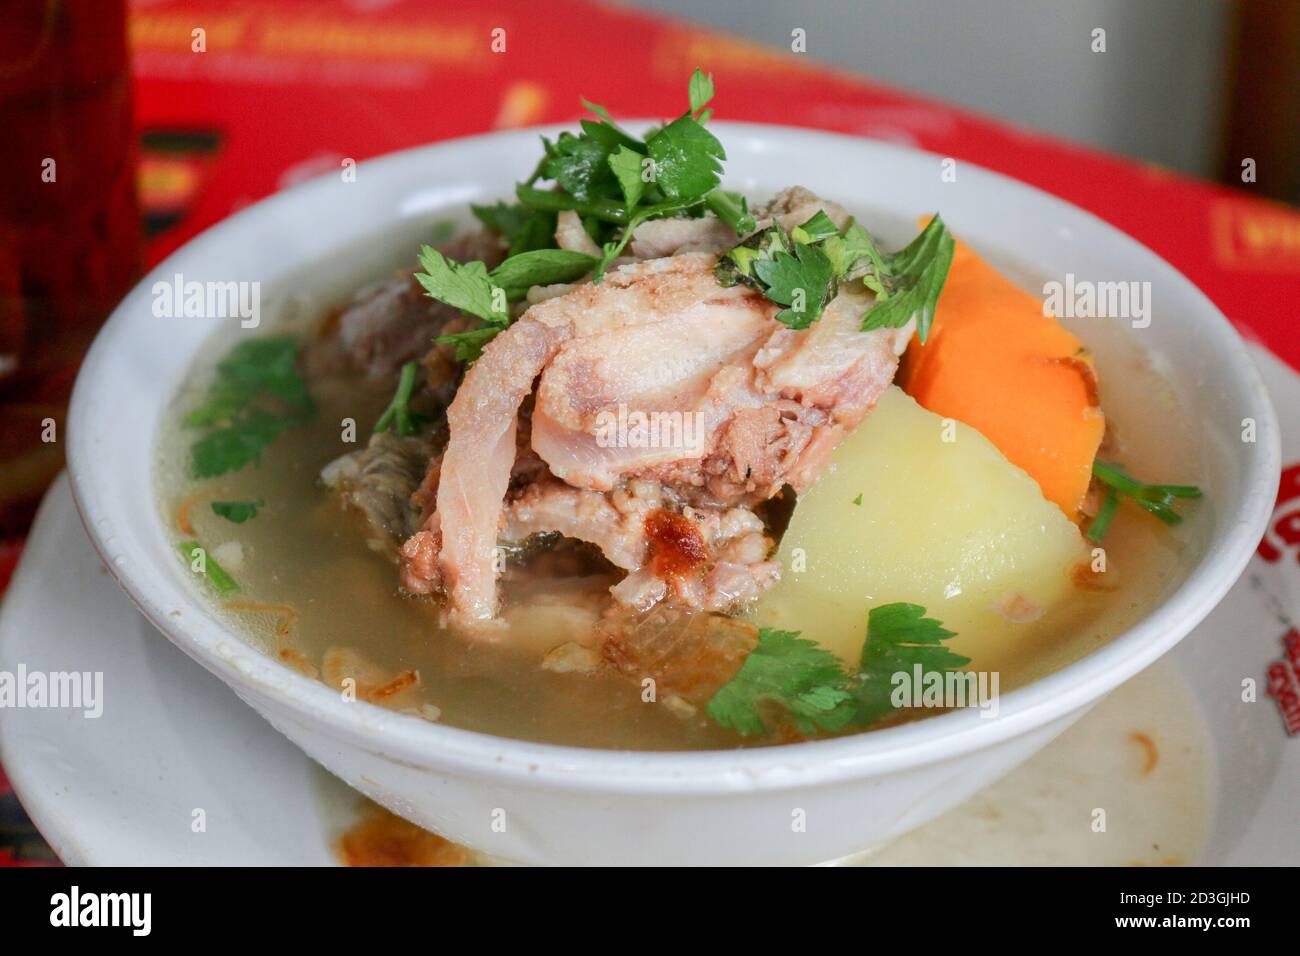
xmin=401 ymin=254 xmax=759 ymax=622
xmin=555 ymin=210 xmax=602 ymax=256
xmin=321 ymin=432 xmax=437 ymax=554
xmin=530 ymin=274 xmax=910 ymax=507
xmin=503 ymin=478 xmax=655 ymax=572
xmin=396 ymin=191 xmax=911 ymax=629
xmin=529 ymin=260 xmax=776 ymax=493
xmin=606 ymin=500 xmax=780 ymax=613
xmin=628 ymin=216 xmax=737 ymax=258
xmin=760 ymin=185 xmax=852 ymax=233
xmin=500 ymin=478 xmax=779 ymax=613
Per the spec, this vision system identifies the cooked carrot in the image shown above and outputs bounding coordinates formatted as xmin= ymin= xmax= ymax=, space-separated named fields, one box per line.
xmin=898 ymin=238 xmax=1105 ymax=520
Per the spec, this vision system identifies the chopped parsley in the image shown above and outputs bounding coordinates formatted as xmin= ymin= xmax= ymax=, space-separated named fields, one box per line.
xmin=210 ymin=499 xmax=264 ymax=523
xmin=543 ymin=129 xmax=622 ymax=201
xmin=436 ymin=326 xmax=500 ymax=364
xmin=488 ymin=248 xmax=600 ymax=295
xmin=184 ymin=336 xmax=314 ymax=478
xmin=422 ymin=247 xmax=599 ymax=359
xmin=373 ymin=360 xmax=424 ymax=437
xmin=1087 ymin=460 xmax=1201 ymax=541
xmin=420 ymin=69 xmax=751 ymax=360
xmin=647 ymin=112 xmax=725 ymax=201
xmin=469 ymin=201 xmax=556 ymax=256
xmin=859 ymin=215 xmax=955 ymax=343
xmin=177 ymin=540 xmax=239 ymax=595
xmin=753 ymin=240 xmax=835 ymax=329
xmin=714 ymin=224 xmax=792 ymax=288
xmin=706 ymin=602 xmax=969 ymax=736
xmin=688 ymin=69 xmax=715 ymax=114
xmin=717 ymin=212 xmax=954 ymax=337
xmin=706 ymin=628 xmax=857 ymax=736
xmin=423 ymin=71 xmax=952 ymax=357
xmin=851 ymin=603 xmax=969 ymax=726
xmin=705 ymin=189 xmax=756 ymax=235
xmin=608 ymin=144 xmax=649 ymax=209
xmin=417 ymin=245 xmax=509 ymax=362
xmin=414 ymin=246 xmax=506 ymax=325
xmin=820 ymin=220 xmax=886 ymax=282
xmin=791 ymin=210 xmax=839 ymax=244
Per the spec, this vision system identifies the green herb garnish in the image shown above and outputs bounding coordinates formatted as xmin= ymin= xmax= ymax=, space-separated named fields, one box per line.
xmin=713 ymin=223 xmax=792 ymax=288
xmin=1087 ymin=460 xmax=1201 ymax=541
xmin=717 ymin=212 xmax=954 ymax=338
xmin=435 ymin=326 xmax=501 ymax=364
xmin=185 ymin=336 xmax=314 ymax=478
xmin=511 ymin=185 xmax=628 ymax=223
xmin=850 ymin=602 xmax=970 ymax=726
xmin=688 ymin=69 xmax=715 ymax=114
xmin=422 ymin=247 xmax=599 ymax=359
xmin=706 ymin=602 xmax=969 ymax=736
xmin=417 ymin=245 xmax=511 ymax=362
xmin=1086 ymin=485 xmax=1120 ymax=542
xmin=488 ymin=248 xmax=599 ymax=295
xmin=470 ymin=201 xmax=556 ymax=256
xmin=859 ymin=215 xmax=955 ymax=343
xmin=704 ymin=189 xmax=756 ymax=235
xmin=608 ymin=144 xmax=649 ymax=210
xmin=177 ymin=540 xmax=239 ymax=595
xmin=414 ymin=246 xmax=507 ymax=325
xmin=211 ymin=499 xmax=264 ymax=523
xmin=373 ymin=360 xmax=425 ymax=437
xmin=753 ymin=239 xmax=836 ymax=329
xmin=543 ymin=129 xmax=622 ymax=202
xmin=646 ymin=112 xmax=725 ymax=201
xmin=820 ymin=220 xmax=887 ymax=283
xmin=790 ymin=210 xmax=839 ymax=244
xmin=706 ymin=628 xmax=857 ymax=736
xmin=421 ymin=69 xmax=750 ymax=360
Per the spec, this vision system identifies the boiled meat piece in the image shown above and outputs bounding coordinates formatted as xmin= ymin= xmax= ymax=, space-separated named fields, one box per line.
xmin=401 ymin=196 xmax=913 ymax=627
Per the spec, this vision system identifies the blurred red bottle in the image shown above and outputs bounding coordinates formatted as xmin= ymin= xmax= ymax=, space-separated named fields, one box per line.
xmin=0 ymin=0 xmax=140 ymax=537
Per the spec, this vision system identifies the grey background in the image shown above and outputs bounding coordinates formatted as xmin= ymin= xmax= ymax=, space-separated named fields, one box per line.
xmin=622 ymin=0 xmax=1232 ymax=178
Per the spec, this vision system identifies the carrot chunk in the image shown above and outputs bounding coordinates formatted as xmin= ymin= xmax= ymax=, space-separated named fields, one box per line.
xmin=898 ymin=239 xmax=1105 ymax=520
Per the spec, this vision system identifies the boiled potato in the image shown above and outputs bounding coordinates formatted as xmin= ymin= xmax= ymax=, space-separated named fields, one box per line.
xmin=751 ymin=386 xmax=1088 ymax=667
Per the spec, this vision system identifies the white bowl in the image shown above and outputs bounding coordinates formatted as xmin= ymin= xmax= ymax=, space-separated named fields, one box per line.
xmin=66 ymin=123 xmax=1280 ymax=865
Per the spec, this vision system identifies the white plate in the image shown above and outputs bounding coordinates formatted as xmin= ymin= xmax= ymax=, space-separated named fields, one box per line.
xmin=0 ymin=476 xmax=338 ymax=866
xmin=2 ymin=469 xmax=1295 ymax=865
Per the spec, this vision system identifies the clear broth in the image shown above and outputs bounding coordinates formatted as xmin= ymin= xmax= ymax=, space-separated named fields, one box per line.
xmin=156 ymin=239 xmax=1205 ymax=750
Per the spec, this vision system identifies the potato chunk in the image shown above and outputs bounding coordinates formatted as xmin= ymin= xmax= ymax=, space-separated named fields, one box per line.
xmin=751 ymin=387 xmax=1088 ymax=667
